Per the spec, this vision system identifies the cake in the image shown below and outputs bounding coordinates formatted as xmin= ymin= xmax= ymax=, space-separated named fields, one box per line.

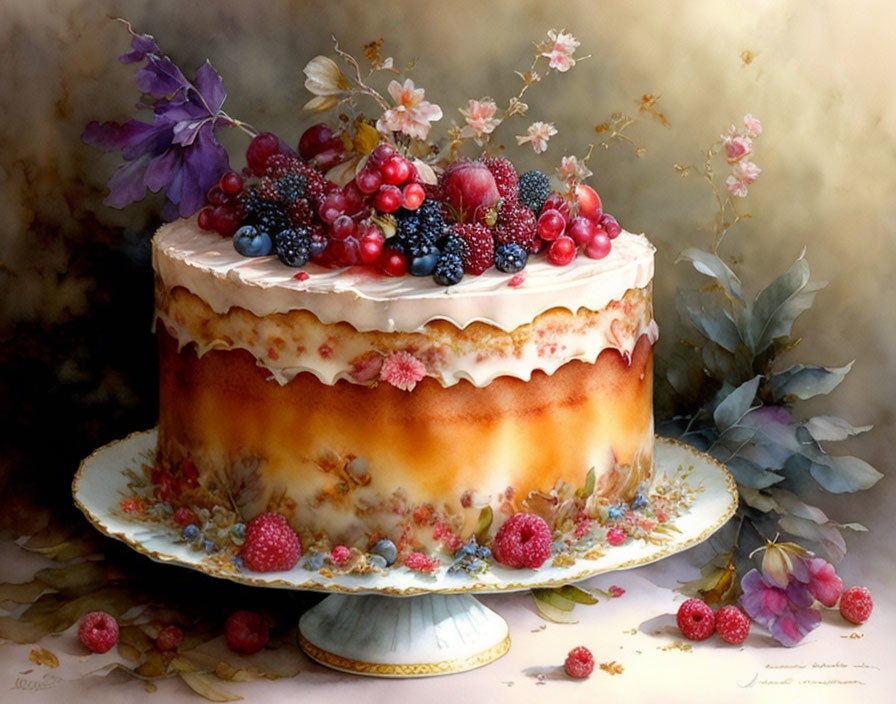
xmin=85 ymin=24 xmax=663 ymax=571
xmin=152 ymin=216 xmax=657 ymax=563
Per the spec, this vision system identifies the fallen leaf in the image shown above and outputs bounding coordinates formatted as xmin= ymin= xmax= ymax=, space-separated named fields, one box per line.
xmin=179 ymin=672 xmax=243 ymax=702
xmin=28 ymin=648 xmax=59 ymax=668
xmin=0 ymin=580 xmax=46 ymax=604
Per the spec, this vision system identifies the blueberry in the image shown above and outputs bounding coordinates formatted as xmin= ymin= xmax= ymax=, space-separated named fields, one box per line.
xmin=370 ymin=538 xmax=397 ymax=566
xmin=409 ymin=247 xmax=440 ymax=276
xmin=182 ymin=524 xmax=200 ymax=541
xmin=233 ymin=225 xmax=273 ymax=257
xmin=476 ymin=545 xmax=492 ymax=561
xmin=368 ymin=554 xmax=389 ymax=569
xmin=203 ymin=539 xmax=215 ymax=554
xmin=306 ymin=553 xmax=325 ymax=570
xmin=631 ymin=492 xmax=649 ymax=510
xmin=607 ymin=503 xmax=628 ymax=520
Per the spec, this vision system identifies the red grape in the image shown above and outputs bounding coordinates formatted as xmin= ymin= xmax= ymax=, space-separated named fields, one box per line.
xmin=536 ymin=209 xmax=567 ymax=241
xmin=548 ymin=235 xmax=577 ymax=266
xmin=585 ymin=230 xmax=611 ymax=259
xmin=374 ymin=185 xmax=402 ymax=213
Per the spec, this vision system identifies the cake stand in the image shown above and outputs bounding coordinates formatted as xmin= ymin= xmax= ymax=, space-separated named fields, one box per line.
xmin=73 ymin=431 xmax=737 ymax=677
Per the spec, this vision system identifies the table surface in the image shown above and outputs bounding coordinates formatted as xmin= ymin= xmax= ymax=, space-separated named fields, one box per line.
xmin=2 ymin=533 xmax=893 ymax=704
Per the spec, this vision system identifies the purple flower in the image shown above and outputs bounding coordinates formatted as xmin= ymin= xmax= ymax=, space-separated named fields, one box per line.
xmin=83 ymin=20 xmax=234 ymax=219
xmin=741 ymin=568 xmax=822 ymax=647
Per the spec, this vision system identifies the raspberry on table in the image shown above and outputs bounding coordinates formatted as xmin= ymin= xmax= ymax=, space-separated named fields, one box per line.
xmin=715 ymin=605 xmax=750 ymax=644
xmin=564 ymin=646 xmax=595 ymax=679
xmin=491 ymin=512 xmax=552 ymax=569
xmin=156 ymin=624 xmax=184 ymax=652
xmin=240 ymin=512 xmax=302 ymax=572
xmin=839 ymin=586 xmax=873 ymax=624
xmin=676 ymin=598 xmax=715 ymax=641
xmin=78 ymin=611 xmax=119 ymax=653
xmin=225 ymin=611 xmax=269 ymax=655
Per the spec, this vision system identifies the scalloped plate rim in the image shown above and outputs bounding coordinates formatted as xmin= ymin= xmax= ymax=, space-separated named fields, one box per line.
xmin=72 ymin=429 xmax=737 ymax=596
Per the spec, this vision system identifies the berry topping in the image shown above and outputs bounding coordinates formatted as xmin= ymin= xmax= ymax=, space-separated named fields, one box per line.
xmin=233 ymin=225 xmax=273 ymax=258
xmin=156 ymin=624 xmax=184 ymax=652
xmin=355 ymin=166 xmax=384 ymax=194
xmin=246 ymin=132 xmax=283 ymax=176
xmin=78 ymin=611 xmax=119 ymax=653
xmin=409 ymin=246 xmax=441 ymax=277
xmin=381 ymin=155 xmax=413 ymax=185
xmin=401 ymin=182 xmax=426 ymax=210
xmin=564 ymin=646 xmax=595 ymax=679
xmin=495 ymin=199 xmax=537 ymax=251
xmin=517 ymin=170 xmax=551 ymax=214
xmin=442 ymin=161 xmax=500 ymax=222
xmin=274 ymin=228 xmax=312 ymax=267
xmin=676 ymin=598 xmax=716 ymax=641
xmin=378 ymin=247 xmax=409 ymax=277
xmin=547 ymin=235 xmax=577 ymax=266
xmin=567 ymin=216 xmax=597 ymax=246
xmin=536 ymin=209 xmax=567 ymax=242
xmin=715 ymin=605 xmax=750 ymax=645
xmin=298 ymin=123 xmax=343 ymax=161
xmin=433 ymin=251 xmax=465 ymax=286
xmin=370 ymin=538 xmax=398 ymax=566
xmin=839 ymin=586 xmax=873 ymax=624
xmin=374 ymin=184 xmax=403 ymax=213
xmin=575 ymin=183 xmax=603 ymax=222
xmin=585 ymin=229 xmax=612 ymax=260
xmin=173 ymin=507 xmax=197 ymax=527
xmin=225 ymin=611 xmax=269 ymax=655
xmin=491 ymin=512 xmax=552 ymax=569
xmin=494 ymin=242 xmax=528 ymax=273
xmin=330 ymin=545 xmax=351 ymax=567
xmin=453 ymin=222 xmax=494 ymax=275
xmin=240 ymin=512 xmax=302 ymax=572
xmin=404 ymin=551 xmax=440 ymax=573
xmin=220 ymin=171 xmax=244 ymax=196
xmin=482 ymin=155 xmax=519 ymax=199
xmin=599 ymin=213 xmax=622 ymax=239
xmin=606 ymin=526 xmax=626 ymax=546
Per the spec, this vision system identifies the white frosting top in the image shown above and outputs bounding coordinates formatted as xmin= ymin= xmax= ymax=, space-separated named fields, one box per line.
xmin=152 ymin=219 xmax=655 ymax=333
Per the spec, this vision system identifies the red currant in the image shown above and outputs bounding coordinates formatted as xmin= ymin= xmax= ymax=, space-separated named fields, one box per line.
xmin=378 ymin=247 xmax=408 ymax=276
xmin=219 ymin=171 xmax=244 ymax=195
xmin=355 ymin=167 xmax=383 ymax=195
xmin=585 ymin=230 xmax=612 ymax=259
xmin=401 ymin=182 xmax=426 ymax=210
xmin=567 ymin=216 xmax=597 ymax=246
xmin=537 ymin=209 xmax=567 ymax=241
xmin=374 ymin=185 xmax=402 ymax=213
xmin=197 ymin=207 xmax=215 ymax=231
xmin=547 ymin=235 xmax=577 ymax=266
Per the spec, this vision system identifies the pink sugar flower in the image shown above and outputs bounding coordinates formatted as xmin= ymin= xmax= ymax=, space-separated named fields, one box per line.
xmin=376 ymin=79 xmax=443 ymax=141
xmin=542 ymin=29 xmax=580 ymax=72
xmin=723 ymin=134 xmax=753 ymax=163
xmin=459 ymin=99 xmax=500 ymax=143
xmin=744 ymin=113 xmax=763 ymax=136
xmin=379 ymin=350 xmax=427 ymax=391
xmin=725 ymin=160 xmax=761 ymax=197
xmin=516 ymin=121 xmax=557 ymax=154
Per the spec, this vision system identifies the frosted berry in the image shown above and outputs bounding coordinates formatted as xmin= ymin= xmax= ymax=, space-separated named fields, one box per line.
xmin=225 ymin=611 xmax=269 ymax=655
xmin=839 ymin=586 xmax=873 ymax=624
xmin=454 ymin=223 xmax=494 ymax=275
xmin=564 ymin=646 xmax=595 ymax=679
xmin=240 ymin=512 xmax=302 ymax=572
xmin=606 ymin=526 xmax=626 ymax=546
xmin=575 ymin=183 xmax=603 ymax=222
xmin=330 ymin=545 xmax=351 ymax=567
xmin=404 ymin=551 xmax=440 ymax=573
xmin=715 ymin=605 xmax=750 ymax=644
xmin=482 ymin=155 xmax=519 ymax=199
xmin=78 ymin=611 xmax=119 ymax=653
xmin=433 ymin=252 xmax=464 ymax=286
xmin=492 ymin=512 xmax=552 ymax=569
xmin=676 ymin=598 xmax=715 ymax=641
xmin=517 ymin=170 xmax=551 ymax=214
xmin=156 ymin=624 xmax=184 ymax=652
xmin=495 ymin=199 xmax=537 ymax=251
xmin=547 ymin=236 xmax=577 ymax=266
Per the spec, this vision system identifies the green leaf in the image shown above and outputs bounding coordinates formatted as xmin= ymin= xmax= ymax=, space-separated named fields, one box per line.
xmin=531 ymin=589 xmax=579 ymax=623
xmin=677 ymin=290 xmax=742 ymax=352
xmin=553 ymin=585 xmax=599 ymax=605
xmin=701 ymin=342 xmax=740 ymax=386
xmin=713 ymin=375 xmax=761 ymax=431
xmin=474 ymin=506 xmax=493 ymax=545
xmin=676 ymin=248 xmax=743 ymax=301
xmin=810 ymin=455 xmax=884 ymax=493
xmin=777 ymin=514 xmax=847 ymax=563
xmin=531 ymin=588 xmax=576 ymax=611
xmin=804 ymin=416 xmax=872 ymax=442
xmin=770 ymin=362 xmax=853 ymax=401
xmin=720 ymin=456 xmax=784 ymax=489
xmin=743 ymin=255 xmax=826 ymax=355
xmin=576 ymin=467 xmax=596 ymax=499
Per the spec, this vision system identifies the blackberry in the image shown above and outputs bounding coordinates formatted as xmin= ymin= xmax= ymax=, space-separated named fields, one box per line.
xmin=433 ymin=251 xmax=464 ymax=286
xmin=243 ymin=190 xmax=290 ymax=235
xmin=518 ymin=170 xmax=552 ymax=214
xmin=436 ymin=233 xmax=467 ymax=258
xmin=395 ymin=199 xmax=447 ymax=257
xmin=494 ymin=242 xmax=528 ymax=273
xmin=274 ymin=173 xmax=308 ymax=204
xmin=274 ymin=227 xmax=312 ymax=267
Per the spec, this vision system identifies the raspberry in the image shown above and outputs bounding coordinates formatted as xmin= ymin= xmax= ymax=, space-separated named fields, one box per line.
xmin=494 ymin=199 xmax=537 ymax=251
xmin=330 ymin=545 xmax=351 ymax=567
xmin=676 ymin=598 xmax=715 ymax=641
xmin=225 ymin=611 xmax=269 ymax=655
xmin=173 ymin=507 xmax=197 ymax=527
xmin=606 ymin=527 xmax=626 ymax=546
xmin=564 ymin=646 xmax=594 ymax=679
xmin=839 ymin=586 xmax=873 ymax=624
xmin=491 ymin=512 xmax=552 ymax=569
xmin=453 ymin=223 xmax=494 ymax=275
xmin=715 ymin=605 xmax=750 ymax=644
xmin=482 ymin=155 xmax=519 ymax=199
xmin=404 ymin=551 xmax=440 ymax=573
xmin=156 ymin=624 xmax=184 ymax=652
xmin=240 ymin=512 xmax=302 ymax=572
xmin=78 ymin=611 xmax=119 ymax=653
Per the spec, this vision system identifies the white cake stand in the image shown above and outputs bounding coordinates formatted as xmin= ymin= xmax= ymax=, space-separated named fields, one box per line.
xmin=73 ymin=431 xmax=737 ymax=677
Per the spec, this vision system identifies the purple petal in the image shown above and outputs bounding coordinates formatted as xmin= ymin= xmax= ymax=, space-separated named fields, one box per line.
xmin=171 ymin=117 xmax=212 ymax=148
xmin=790 ymin=555 xmax=810 ymax=584
xmin=104 ymin=154 xmax=151 ymax=208
xmin=135 ymin=55 xmax=189 ymax=99
xmin=82 ymin=120 xmax=155 ymax=152
xmin=194 ymin=61 xmax=227 ymax=114
xmin=119 ymin=23 xmax=160 ymax=64
xmin=806 ymin=557 xmax=843 ymax=607
xmin=740 ymin=569 xmax=788 ymax=626
xmin=770 ymin=606 xmax=821 ymax=647
xmin=176 ymin=124 xmax=229 ymax=217
xmin=144 ymin=148 xmax=181 ymax=192
xmin=786 ymin=580 xmax=814 ymax=609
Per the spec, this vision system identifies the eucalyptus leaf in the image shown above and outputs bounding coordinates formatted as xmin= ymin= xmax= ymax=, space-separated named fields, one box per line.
xmin=738 ymin=486 xmax=778 ymax=513
xmin=676 ymin=248 xmax=743 ymax=301
xmin=712 ymin=375 xmax=761 ymax=431
xmin=717 ymin=455 xmax=784 ymax=489
xmin=677 ymin=289 xmax=742 ymax=352
xmin=744 ymin=256 xmax=826 ymax=355
xmin=809 ymin=455 xmax=883 ymax=493
xmin=701 ymin=342 xmax=740 ymax=386
xmin=531 ymin=588 xmax=576 ymax=611
xmin=777 ymin=515 xmax=847 ymax=563
xmin=770 ymin=362 xmax=853 ymax=401
xmin=804 ymin=416 xmax=872 ymax=442
xmin=767 ymin=488 xmax=829 ymax=524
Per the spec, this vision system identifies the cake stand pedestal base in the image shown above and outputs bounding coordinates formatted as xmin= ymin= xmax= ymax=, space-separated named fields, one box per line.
xmin=298 ymin=593 xmax=510 ymax=677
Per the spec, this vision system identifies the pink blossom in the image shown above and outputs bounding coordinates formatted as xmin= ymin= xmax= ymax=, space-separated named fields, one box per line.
xmin=725 ymin=160 xmax=761 ymax=197
xmin=744 ymin=113 xmax=762 ymax=136
xmin=723 ymin=134 xmax=753 ymax=163
xmin=516 ymin=121 xmax=557 ymax=154
xmin=376 ymin=79 xmax=443 ymax=141
xmin=805 ymin=557 xmax=843 ymax=607
xmin=557 ymin=155 xmax=592 ymax=183
xmin=741 ymin=568 xmax=822 ymax=646
xmin=542 ymin=29 xmax=580 ymax=72
xmin=459 ymin=99 xmax=499 ymax=143
xmin=379 ymin=350 xmax=427 ymax=391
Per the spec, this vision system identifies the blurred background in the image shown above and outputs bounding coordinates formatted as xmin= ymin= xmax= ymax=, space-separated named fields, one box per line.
xmin=1 ymin=0 xmax=893 ymax=580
